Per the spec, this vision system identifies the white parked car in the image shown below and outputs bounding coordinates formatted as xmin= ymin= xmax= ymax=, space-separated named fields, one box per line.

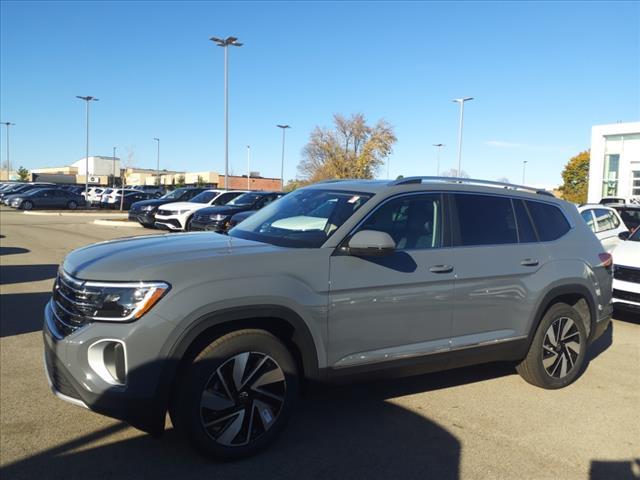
xmin=100 ymin=188 xmax=140 ymax=207
xmin=611 ymin=227 xmax=640 ymax=312
xmin=154 ymin=190 xmax=247 ymax=231
xmin=83 ymin=187 xmax=105 ymax=204
xmin=578 ymin=204 xmax=629 ymax=252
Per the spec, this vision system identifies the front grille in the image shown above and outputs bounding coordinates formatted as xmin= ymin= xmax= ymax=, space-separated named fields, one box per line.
xmin=613 ymin=289 xmax=640 ymax=303
xmin=614 ymin=265 xmax=640 ymax=284
xmin=52 ymin=272 xmax=93 ymax=337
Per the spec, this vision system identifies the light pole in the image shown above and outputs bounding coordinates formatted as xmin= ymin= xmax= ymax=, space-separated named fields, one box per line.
xmin=153 ymin=138 xmax=160 ymax=186
xmin=522 ymin=160 xmax=528 ymax=184
xmin=277 ymin=124 xmax=290 ymax=191
xmin=246 ymin=145 xmax=251 ymax=190
xmin=76 ymin=96 xmax=99 ymax=196
xmin=1 ymin=122 xmax=14 ymax=180
xmin=112 ymin=146 xmax=117 ymax=187
xmin=452 ymin=97 xmax=473 ymax=177
xmin=210 ymin=35 xmax=243 ymax=189
xmin=433 ymin=143 xmax=444 ymax=176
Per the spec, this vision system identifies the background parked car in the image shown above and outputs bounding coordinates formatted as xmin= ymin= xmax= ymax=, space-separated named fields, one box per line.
xmin=84 ymin=187 xmax=106 ymax=205
xmin=599 ymin=196 xmax=640 ymax=205
xmin=611 ymin=226 xmax=640 ymax=312
xmin=0 ymin=183 xmax=55 ymax=203
xmin=578 ymin=204 xmax=628 ymax=252
xmin=132 ymin=185 xmax=166 ymax=198
xmin=189 ymin=191 xmax=284 ymax=232
xmin=9 ymin=188 xmax=86 ymax=210
xmin=128 ymin=187 xmax=208 ymax=227
xmin=608 ymin=203 xmax=640 ymax=232
xmin=154 ymin=190 xmax=246 ymax=231
xmin=100 ymin=190 xmax=152 ymax=210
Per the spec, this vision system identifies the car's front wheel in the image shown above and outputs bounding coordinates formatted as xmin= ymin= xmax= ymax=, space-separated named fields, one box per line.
xmin=67 ymin=201 xmax=78 ymax=210
xmin=22 ymin=200 xmax=33 ymax=211
xmin=516 ymin=302 xmax=587 ymax=389
xmin=173 ymin=329 xmax=299 ymax=460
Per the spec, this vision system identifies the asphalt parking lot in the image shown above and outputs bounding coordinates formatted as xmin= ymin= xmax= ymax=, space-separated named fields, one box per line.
xmin=0 ymin=206 xmax=638 ymax=480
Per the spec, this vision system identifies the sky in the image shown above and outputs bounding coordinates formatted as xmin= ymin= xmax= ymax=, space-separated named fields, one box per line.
xmin=1 ymin=1 xmax=639 ymax=188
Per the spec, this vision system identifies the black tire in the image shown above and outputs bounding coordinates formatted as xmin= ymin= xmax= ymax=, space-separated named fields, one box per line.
xmin=173 ymin=329 xmax=299 ymax=460
xmin=516 ymin=302 xmax=587 ymax=389
xmin=67 ymin=201 xmax=78 ymax=210
xmin=22 ymin=200 xmax=33 ymax=211
xmin=185 ymin=216 xmax=194 ymax=231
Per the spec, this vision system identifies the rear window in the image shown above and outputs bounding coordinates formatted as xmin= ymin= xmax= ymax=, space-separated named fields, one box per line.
xmin=525 ymin=201 xmax=570 ymax=241
xmin=514 ymin=199 xmax=537 ymax=243
xmin=453 ymin=194 xmax=517 ymax=246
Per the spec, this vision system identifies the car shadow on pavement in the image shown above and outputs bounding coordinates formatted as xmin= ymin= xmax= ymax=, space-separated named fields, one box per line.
xmin=0 ymin=264 xmax=58 ymax=285
xmin=590 ymin=458 xmax=640 ymax=479
xmin=613 ymin=307 xmax=640 ymax=325
xmin=0 ymin=292 xmax=50 ymax=337
xmin=586 ymin=321 xmax=613 ymax=363
xmin=0 ymin=246 xmax=30 ymax=256
xmin=2 ymin=363 xmax=524 ymax=480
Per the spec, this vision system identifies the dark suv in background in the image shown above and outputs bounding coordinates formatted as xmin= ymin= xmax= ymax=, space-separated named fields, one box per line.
xmin=129 ymin=187 xmax=207 ymax=227
xmin=189 ymin=191 xmax=284 ymax=232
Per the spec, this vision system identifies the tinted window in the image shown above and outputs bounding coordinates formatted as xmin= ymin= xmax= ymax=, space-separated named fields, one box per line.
xmin=581 ymin=210 xmax=595 ymax=232
xmin=360 ymin=194 xmax=442 ymax=250
xmin=213 ymin=192 xmax=243 ymax=205
xmin=617 ymin=208 xmax=640 ymax=231
xmin=191 ymin=191 xmax=217 ymax=204
xmin=453 ymin=194 xmax=517 ymax=246
xmin=514 ymin=199 xmax=537 ymax=242
xmin=526 ymin=201 xmax=570 ymax=241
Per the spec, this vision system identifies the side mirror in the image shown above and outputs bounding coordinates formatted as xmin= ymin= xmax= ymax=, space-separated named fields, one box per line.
xmin=618 ymin=231 xmax=630 ymax=241
xmin=348 ymin=230 xmax=396 ymax=257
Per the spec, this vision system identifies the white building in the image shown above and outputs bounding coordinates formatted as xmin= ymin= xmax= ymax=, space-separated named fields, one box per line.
xmin=71 ymin=156 xmax=121 ymax=178
xmin=588 ymin=122 xmax=640 ymax=203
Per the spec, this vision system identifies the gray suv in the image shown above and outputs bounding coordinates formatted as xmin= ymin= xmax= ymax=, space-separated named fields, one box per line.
xmin=43 ymin=177 xmax=613 ymax=459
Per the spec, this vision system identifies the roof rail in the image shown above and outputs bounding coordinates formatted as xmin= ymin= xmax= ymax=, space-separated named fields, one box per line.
xmin=390 ymin=176 xmax=555 ymax=197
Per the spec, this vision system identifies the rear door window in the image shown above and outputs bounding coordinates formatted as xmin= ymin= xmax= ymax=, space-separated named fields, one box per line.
xmin=593 ymin=209 xmax=616 ymax=232
xmin=581 ymin=209 xmax=596 ymax=232
xmin=514 ymin=199 xmax=538 ymax=243
xmin=525 ymin=201 xmax=571 ymax=241
xmin=452 ymin=194 xmax=517 ymax=246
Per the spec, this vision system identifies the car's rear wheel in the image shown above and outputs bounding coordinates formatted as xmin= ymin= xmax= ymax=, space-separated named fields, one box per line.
xmin=516 ymin=302 xmax=587 ymax=389
xmin=22 ymin=200 xmax=33 ymax=211
xmin=185 ymin=216 xmax=194 ymax=231
xmin=173 ymin=329 xmax=299 ymax=460
xmin=67 ymin=201 xmax=78 ymax=210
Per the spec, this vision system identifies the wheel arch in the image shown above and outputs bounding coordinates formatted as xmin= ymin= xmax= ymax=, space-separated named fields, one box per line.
xmin=150 ymin=305 xmax=321 ymax=434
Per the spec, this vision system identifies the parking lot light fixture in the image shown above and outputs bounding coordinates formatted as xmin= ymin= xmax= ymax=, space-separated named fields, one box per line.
xmin=452 ymin=97 xmax=474 ymax=177
xmin=76 ymin=96 xmax=99 ymax=197
xmin=522 ymin=160 xmax=528 ymax=184
xmin=277 ymin=125 xmax=291 ymax=191
xmin=1 ymin=122 xmax=15 ymax=180
xmin=246 ymin=145 xmax=251 ymax=190
xmin=433 ymin=143 xmax=444 ymax=176
xmin=210 ymin=36 xmax=243 ymax=189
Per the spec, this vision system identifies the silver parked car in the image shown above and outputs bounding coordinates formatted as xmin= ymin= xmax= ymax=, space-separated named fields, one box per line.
xmin=43 ymin=177 xmax=613 ymax=459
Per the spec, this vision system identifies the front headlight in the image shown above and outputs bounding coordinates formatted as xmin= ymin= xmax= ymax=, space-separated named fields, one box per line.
xmin=210 ymin=214 xmax=230 ymax=221
xmin=55 ymin=271 xmax=170 ymax=322
xmin=175 ymin=209 xmax=191 ymax=215
xmin=142 ymin=205 xmax=157 ymax=212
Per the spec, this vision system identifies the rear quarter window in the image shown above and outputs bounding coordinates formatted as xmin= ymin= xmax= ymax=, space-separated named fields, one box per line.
xmin=525 ymin=201 xmax=571 ymax=241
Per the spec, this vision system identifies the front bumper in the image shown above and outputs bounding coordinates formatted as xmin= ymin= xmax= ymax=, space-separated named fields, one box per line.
xmin=612 ymin=278 xmax=640 ymax=310
xmin=42 ymin=299 xmax=173 ymax=435
xmin=129 ymin=211 xmax=156 ymax=226
xmin=188 ymin=219 xmax=227 ymax=232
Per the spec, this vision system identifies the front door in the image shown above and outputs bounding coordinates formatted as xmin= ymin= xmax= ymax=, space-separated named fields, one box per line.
xmin=328 ymin=193 xmax=455 ymax=369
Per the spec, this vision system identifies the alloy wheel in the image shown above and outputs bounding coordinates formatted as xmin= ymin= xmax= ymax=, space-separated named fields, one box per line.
xmin=542 ymin=316 xmax=581 ymax=379
xmin=200 ymin=351 xmax=286 ymax=447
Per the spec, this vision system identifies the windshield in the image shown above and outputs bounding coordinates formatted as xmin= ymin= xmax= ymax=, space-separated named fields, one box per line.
xmin=191 ymin=191 xmax=218 ymax=204
xmin=226 ymin=193 xmax=261 ymax=206
xmin=229 ymin=188 xmax=372 ymax=248
xmin=161 ymin=188 xmax=186 ymax=200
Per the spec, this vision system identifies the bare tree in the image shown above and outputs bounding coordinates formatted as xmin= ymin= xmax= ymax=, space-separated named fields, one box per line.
xmin=298 ymin=113 xmax=397 ymax=183
xmin=439 ymin=168 xmax=469 ymax=178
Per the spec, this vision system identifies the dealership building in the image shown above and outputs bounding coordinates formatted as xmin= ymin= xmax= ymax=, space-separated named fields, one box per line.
xmin=588 ymin=121 xmax=640 ymax=203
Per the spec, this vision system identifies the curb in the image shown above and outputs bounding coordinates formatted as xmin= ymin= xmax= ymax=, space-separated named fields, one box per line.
xmin=23 ymin=211 xmax=128 ymax=217
xmin=93 ymin=219 xmax=142 ymax=228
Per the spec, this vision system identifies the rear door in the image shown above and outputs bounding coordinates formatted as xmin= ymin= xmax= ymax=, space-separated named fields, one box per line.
xmin=592 ymin=208 xmax=625 ymax=251
xmin=448 ymin=193 xmax=552 ymax=346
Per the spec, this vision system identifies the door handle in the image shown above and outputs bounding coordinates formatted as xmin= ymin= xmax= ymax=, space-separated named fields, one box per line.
xmin=429 ymin=264 xmax=454 ymax=274
xmin=521 ymin=258 xmax=539 ymax=267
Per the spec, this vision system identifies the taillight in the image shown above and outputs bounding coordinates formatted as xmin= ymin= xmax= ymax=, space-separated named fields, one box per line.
xmin=598 ymin=252 xmax=613 ymax=269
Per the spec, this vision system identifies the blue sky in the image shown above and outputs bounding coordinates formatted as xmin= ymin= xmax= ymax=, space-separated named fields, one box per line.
xmin=1 ymin=1 xmax=638 ymax=187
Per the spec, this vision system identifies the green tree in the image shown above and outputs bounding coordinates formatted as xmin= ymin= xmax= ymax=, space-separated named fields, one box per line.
xmin=298 ymin=113 xmax=397 ymax=183
xmin=560 ymin=150 xmax=589 ymax=203
xmin=16 ymin=166 xmax=29 ymax=181
xmin=196 ymin=175 xmax=205 ymax=187
xmin=175 ymin=175 xmax=186 ymax=187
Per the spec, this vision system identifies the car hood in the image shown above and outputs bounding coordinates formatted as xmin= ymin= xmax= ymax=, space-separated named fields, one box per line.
xmin=612 ymin=239 xmax=640 ymax=268
xmin=63 ymin=232 xmax=282 ymax=281
xmin=157 ymin=201 xmax=205 ymax=212
xmin=195 ymin=205 xmax=246 ymax=216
